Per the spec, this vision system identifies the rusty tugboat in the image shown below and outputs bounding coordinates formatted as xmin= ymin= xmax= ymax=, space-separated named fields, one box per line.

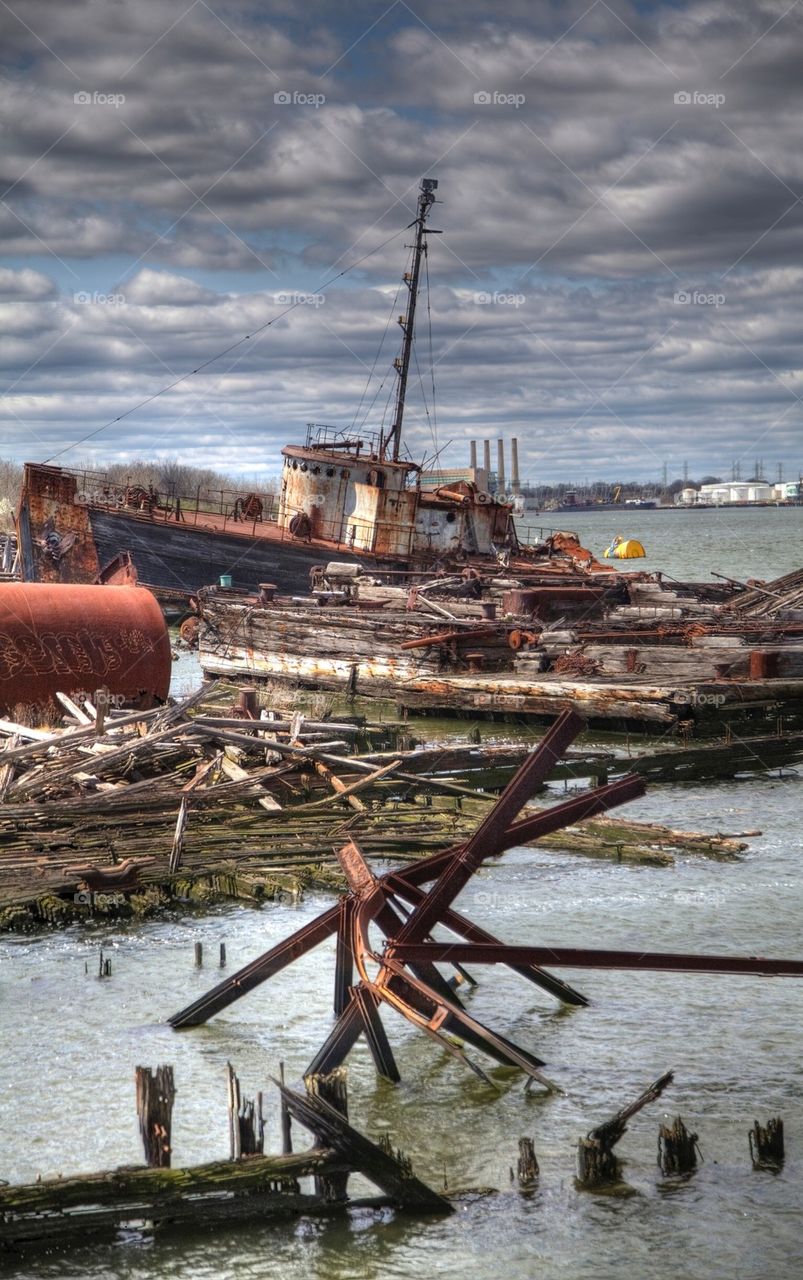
xmin=15 ymin=178 xmax=610 ymax=608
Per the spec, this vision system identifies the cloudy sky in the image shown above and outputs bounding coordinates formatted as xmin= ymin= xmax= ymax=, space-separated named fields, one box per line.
xmin=2 ymin=0 xmax=803 ymax=485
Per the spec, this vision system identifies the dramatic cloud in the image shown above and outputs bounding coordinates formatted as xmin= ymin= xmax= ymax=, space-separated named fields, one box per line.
xmin=2 ymin=0 xmax=803 ymax=482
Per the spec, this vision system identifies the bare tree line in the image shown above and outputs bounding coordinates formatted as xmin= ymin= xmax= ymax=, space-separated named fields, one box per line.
xmin=0 ymin=458 xmax=279 ymax=530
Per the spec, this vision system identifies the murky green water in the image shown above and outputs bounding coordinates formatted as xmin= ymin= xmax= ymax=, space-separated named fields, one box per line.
xmin=1 ymin=509 xmax=802 ymax=1279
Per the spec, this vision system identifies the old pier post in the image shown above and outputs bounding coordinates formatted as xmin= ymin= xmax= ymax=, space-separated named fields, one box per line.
xmin=749 ymin=1116 xmax=784 ymax=1168
xmin=658 ymin=1116 xmax=700 ymax=1175
xmin=279 ymin=1061 xmax=292 ymax=1154
xmin=516 ymin=1137 xmax=539 ymax=1188
xmin=305 ymin=1067 xmax=350 ymax=1201
xmin=577 ymin=1070 xmax=673 ymax=1189
xmin=135 ymin=1064 xmax=176 ymax=1168
xmin=226 ymin=1062 xmax=265 ymax=1160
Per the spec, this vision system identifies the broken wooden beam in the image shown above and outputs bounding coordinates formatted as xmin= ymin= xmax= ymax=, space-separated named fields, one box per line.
xmin=577 ymin=1069 xmax=673 ymax=1188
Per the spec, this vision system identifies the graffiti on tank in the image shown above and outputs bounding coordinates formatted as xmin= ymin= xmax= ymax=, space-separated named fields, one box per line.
xmin=0 ymin=627 xmax=151 ymax=682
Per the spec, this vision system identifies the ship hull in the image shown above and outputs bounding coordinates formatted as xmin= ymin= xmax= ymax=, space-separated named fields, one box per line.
xmin=88 ymin=508 xmax=366 ymax=598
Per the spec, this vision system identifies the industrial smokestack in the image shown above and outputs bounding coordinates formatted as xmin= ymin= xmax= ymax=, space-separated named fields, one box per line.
xmin=510 ymin=437 xmax=521 ymax=495
xmin=483 ymin=439 xmax=491 ymax=478
xmin=470 ymin=440 xmax=477 ymax=471
xmin=497 ymin=439 xmax=506 ymax=494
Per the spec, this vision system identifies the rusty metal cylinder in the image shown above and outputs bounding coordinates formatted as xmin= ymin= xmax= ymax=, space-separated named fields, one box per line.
xmin=0 ymin=583 xmax=171 ymax=712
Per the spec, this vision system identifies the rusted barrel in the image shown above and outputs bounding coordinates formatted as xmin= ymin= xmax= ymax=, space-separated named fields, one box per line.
xmin=0 ymin=583 xmax=171 ymax=711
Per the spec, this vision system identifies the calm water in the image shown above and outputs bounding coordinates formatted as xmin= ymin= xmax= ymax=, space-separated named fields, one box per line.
xmin=1 ymin=508 xmax=802 ymax=1279
xmin=518 ymin=502 xmax=803 ymax=582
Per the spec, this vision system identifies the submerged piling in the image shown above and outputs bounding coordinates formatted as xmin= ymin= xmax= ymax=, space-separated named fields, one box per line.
xmin=516 ymin=1137 xmax=539 ymax=1188
xmin=135 ymin=1064 xmax=176 ymax=1168
xmin=658 ymin=1116 xmax=700 ymax=1175
xmin=749 ymin=1116 xmax=784 ymax=1168
xmin=226 ymin=1062 xmax=264 ymax=1160
xmin=305 ymin=1068 xmax=349 ymax=1200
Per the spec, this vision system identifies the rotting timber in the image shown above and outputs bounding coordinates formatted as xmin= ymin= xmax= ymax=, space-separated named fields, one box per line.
xmin=169 ymin=708 xmax=803 ymax=1091
xmin=197 ymin=564 xmax=803 ymax=736
xmin=0 ymin=1075 xmax=449 ymax=1249
xmin=0 ymin=680 xmax=761 ymax=933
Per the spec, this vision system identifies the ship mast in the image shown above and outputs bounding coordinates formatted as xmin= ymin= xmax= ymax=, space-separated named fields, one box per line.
xmin=383 ymin=177 xmax=439 ymax=463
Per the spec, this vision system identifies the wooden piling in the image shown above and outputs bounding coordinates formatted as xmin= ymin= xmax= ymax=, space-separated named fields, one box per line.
xmin=135 ymin=1064 xmax=176 ymax=1168
xmin=305 ymin=1067 xmax=349 ymax=1200
xmin=576 ymin=1134 xmax=622 ymax=1188
xmin=658 ymin=1115 xmax=700 ymax=1175
xmin=516 ymin=1137 xmax=539 ymax=1188
xmin=219 ymin=942 xmax=227 ymax=967
xmin=279 ymin=1061 xmax=292 ymax=1154
xmin=194 ymin=941 xmax=203 ymax=967
xmin=749 ymin=1116 xmax=784 ymax=1168
xmin=578 ymin=1070 xmax=673 ymax=1189
xmin=226 ymin=1062 xmax=264 ymax=1160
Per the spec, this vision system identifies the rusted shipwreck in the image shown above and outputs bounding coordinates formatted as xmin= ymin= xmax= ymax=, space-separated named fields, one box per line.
xmin=15 ymin=180 xmax=613 ymax=606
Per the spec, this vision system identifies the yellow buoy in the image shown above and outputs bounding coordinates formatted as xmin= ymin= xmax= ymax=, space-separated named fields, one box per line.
xmin=603 ymin=536 xmax=645 ymax=559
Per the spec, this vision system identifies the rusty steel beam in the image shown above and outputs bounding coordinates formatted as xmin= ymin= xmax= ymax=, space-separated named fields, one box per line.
xmin=169 ymin=905 xmax=340 ymax=1027
xmin=333 ymin=897 xmax=355 ymax=1016
xmin=385 ymin=943 xmax=803 ymax=978
xmin=306 ymin=994 xmax=365 ymax=1076
xmin=307 ymin=986 xmax=401 ymax=1082
xmin=172 ymin=777 xmax=641 ymax=1027
xmin=351 ymin=986 xmax=401 ymax=1082
xmin=394 ymin=772 xmax=646 ymax=890
xmin=378 ymin=958 xmax=556 ymax=1088
xmin=384 ymin=871 xmax=589 ymax=1006
xmin=336 ymin=840 xmax=470 ymax=1012
xmin=393 ymin=709 xmax=585 ymax=944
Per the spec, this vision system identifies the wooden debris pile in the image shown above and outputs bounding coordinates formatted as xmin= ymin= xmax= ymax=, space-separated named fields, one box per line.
xmin=0 ymin=683 xmax=760 ymax=931
xmin=719 ymin=567 xmax=803 ymax=619
xmin=0 ymin=684 xmax=485 ymax=927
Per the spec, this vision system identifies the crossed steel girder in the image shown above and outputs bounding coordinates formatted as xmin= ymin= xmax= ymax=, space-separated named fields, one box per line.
xmin=169 ymin=708 xmax=803 ymax=1088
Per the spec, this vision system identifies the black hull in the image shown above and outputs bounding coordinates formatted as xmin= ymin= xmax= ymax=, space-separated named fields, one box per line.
xmin=89 ymin=510 xmax=367 ymax=598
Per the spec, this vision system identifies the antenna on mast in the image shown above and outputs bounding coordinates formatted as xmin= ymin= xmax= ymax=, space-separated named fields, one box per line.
xmin=383 ymin=177 xmax=439 ymax=463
